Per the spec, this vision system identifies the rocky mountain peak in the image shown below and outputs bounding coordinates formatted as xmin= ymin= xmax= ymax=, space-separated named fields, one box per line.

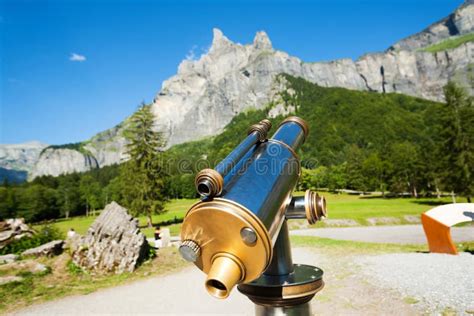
xmin=209 ymin=28 xmax=233 ymax=53
xmin=253 ymin=31 xmax=272 ymax=50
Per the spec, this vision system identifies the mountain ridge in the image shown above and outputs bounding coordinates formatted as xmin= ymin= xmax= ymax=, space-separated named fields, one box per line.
xmin=0 ymin=141 xmax=48 ymax=174
xmin=3 ymin=1 xmax=473 ymax=180
xmin=389 ymin=0 xmax=474 ymax=51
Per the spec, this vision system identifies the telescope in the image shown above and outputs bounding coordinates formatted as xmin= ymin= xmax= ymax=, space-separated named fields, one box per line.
xmin=179 ymin=116 xmax=327 ymax=315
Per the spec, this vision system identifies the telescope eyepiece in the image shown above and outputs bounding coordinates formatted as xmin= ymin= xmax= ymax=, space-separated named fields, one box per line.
xmin=285 ymin=190 xmax=328 ymax=224
xmin=197 ymin=180 xmax=212 ymax=196
xmin=195 ymin=169 xmax=224 ymax=197
xmin=205 ymin=254 xmax=244 ymax=299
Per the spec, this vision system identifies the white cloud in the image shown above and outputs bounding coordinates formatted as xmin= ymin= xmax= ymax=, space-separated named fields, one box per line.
xmin=69 ymin=53 xmax=86 ymax=62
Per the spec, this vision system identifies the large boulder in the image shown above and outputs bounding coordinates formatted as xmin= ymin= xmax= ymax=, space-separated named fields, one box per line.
xmin=22 ymin=240 xmax=64 ymax=257
xmin=71 ymin=202 xmax=149 ymax=274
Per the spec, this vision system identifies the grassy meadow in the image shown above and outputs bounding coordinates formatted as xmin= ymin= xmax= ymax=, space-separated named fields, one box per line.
xmin=34 ymin=198 xmax=195 ymax=237
xmin=422 ymin=32 xmax=474 ymax=53
xmin=34 ymin=193 xmax=467 ymax=237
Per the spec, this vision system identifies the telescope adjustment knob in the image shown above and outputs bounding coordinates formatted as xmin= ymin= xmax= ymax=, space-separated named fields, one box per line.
xmin=179 ymin=240 xmax=201 ymax=262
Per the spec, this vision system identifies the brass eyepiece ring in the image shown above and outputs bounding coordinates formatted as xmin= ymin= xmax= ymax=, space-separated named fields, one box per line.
xmin=248 ymin=123 xmax=268 ymax=142
xmin=279 ymin=116 xmax=309 ymax=139
xmin=258 ymin=119 xmax=272 ymax=132
xmin=304 ymin=190 xmax=327 ymax=224
xmin=195 ymin=168 xmax=224 ymax=197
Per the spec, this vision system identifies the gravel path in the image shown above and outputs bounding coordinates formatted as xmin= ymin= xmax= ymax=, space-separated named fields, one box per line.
xmin=14 ymin=248 xmax=419 ymax=316
xmin=12 ymin=241 xmax=474 ymax=315
xmin=14 ymin=266 xmax=254 ymax=315
xmin=291 ymin=225 xmax=474 ymax=244
xmin=357 ymin=253 xmax=474 ymax=314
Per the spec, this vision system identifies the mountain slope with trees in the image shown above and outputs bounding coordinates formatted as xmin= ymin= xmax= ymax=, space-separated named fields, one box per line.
xmin=1 ymin=75 xmax=472 ymax=222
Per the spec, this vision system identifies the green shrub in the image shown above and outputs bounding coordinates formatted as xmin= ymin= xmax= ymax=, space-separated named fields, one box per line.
xmin=67 ymin=260 xmax=83 ymax=275
xmin=148 ymin=246 xmax=156 ymax=259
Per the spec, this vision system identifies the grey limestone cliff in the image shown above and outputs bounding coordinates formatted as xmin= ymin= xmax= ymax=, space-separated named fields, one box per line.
xmin=0 ymin=141 xmax=48 ymax=173
xmin=150 ymin=26 xmax=472 ymax=146
xmin=390 ymin=0 xmax=474 ymax=51
xmin=30 ymin=148 xmax=99 ymax=178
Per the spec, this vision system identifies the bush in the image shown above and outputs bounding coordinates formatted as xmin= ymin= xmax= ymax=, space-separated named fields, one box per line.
xmin=0 ymin=225 xmax=64 ymax=255
xmin=67 ymin=260 xmax=84 ymax=275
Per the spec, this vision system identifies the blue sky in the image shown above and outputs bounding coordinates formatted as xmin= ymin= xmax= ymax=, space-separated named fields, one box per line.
xmin=1 ymin=0 xmax=464 ymax=145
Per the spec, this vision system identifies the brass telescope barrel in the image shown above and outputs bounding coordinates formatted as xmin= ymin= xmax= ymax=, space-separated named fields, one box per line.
xmin=195 ymin=119 xmax=272 ymax=197
xmin=220 ymin=117 xmax=307 ymax=242
xmin=180 ymin=116 xmax=326 ymax=303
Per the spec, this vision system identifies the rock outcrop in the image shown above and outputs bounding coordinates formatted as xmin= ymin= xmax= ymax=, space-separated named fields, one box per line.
xmin=0 ymin=141 xmax=47 ymax=173
xmin=0 ymin=254 xmax=19 ymax=265
xmin=0 ymin=260 xmax=49 ymax=285
xmin=30 ymin=147 xmax=99 ymax=179
xmin=149 ymin=27 xmax=472 ymax=146
xmin=83 ymin=122 xmax=128 ymax=167
xmin=22 ymin=240 xmax=64 ymax=257
xmin=390 ymin=0 xmax=474 ymax=51
xmin=71 ymin=202 xmax=149 ymax=274
xmin=0 ymin=276 xmax=23 ymax=285
xmin=16 ymin=1 xmax=474 ymax=178
xmin=29 ymin=123 xmax=127 ymax=179
xmin=0 ymin=219 xmax=35 ymax=250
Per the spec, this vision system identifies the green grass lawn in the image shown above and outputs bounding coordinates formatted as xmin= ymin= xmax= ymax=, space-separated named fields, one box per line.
xmin=34 ymin=198 xmax=196 ymax=238
xmin=35 ymin=193 xmax=467 ymax=237
xmin=422 ymin=32 xmax=474 ymax=53
xmin=291 ymin=235 xmax=474 ymax=254
xmin=304 ymin=192 xmax=466 ymax=225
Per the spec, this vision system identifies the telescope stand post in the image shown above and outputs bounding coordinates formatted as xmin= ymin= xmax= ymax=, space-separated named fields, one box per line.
xmin=238 ymin=221 xmax=324 ymax=316
xmin=254 ymin=302 xmax=311 ymax=316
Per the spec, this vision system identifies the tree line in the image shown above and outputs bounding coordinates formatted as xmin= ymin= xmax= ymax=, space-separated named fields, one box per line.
xmin=290 ymin=77 xmax=472 ymax=201
xmin=0 ymin=105 xmax=167 ymax=225
xmin=1 ymin=78 xmax=472 ymax=223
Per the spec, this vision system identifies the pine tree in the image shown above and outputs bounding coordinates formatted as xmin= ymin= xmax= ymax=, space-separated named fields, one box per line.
xmin=121 ymin=103 xmax=167 ymax=227
xmin=439 ymin=82 xmax=474 ymax=202
xmin=79 ymin=175 xmax=101 ymax=216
